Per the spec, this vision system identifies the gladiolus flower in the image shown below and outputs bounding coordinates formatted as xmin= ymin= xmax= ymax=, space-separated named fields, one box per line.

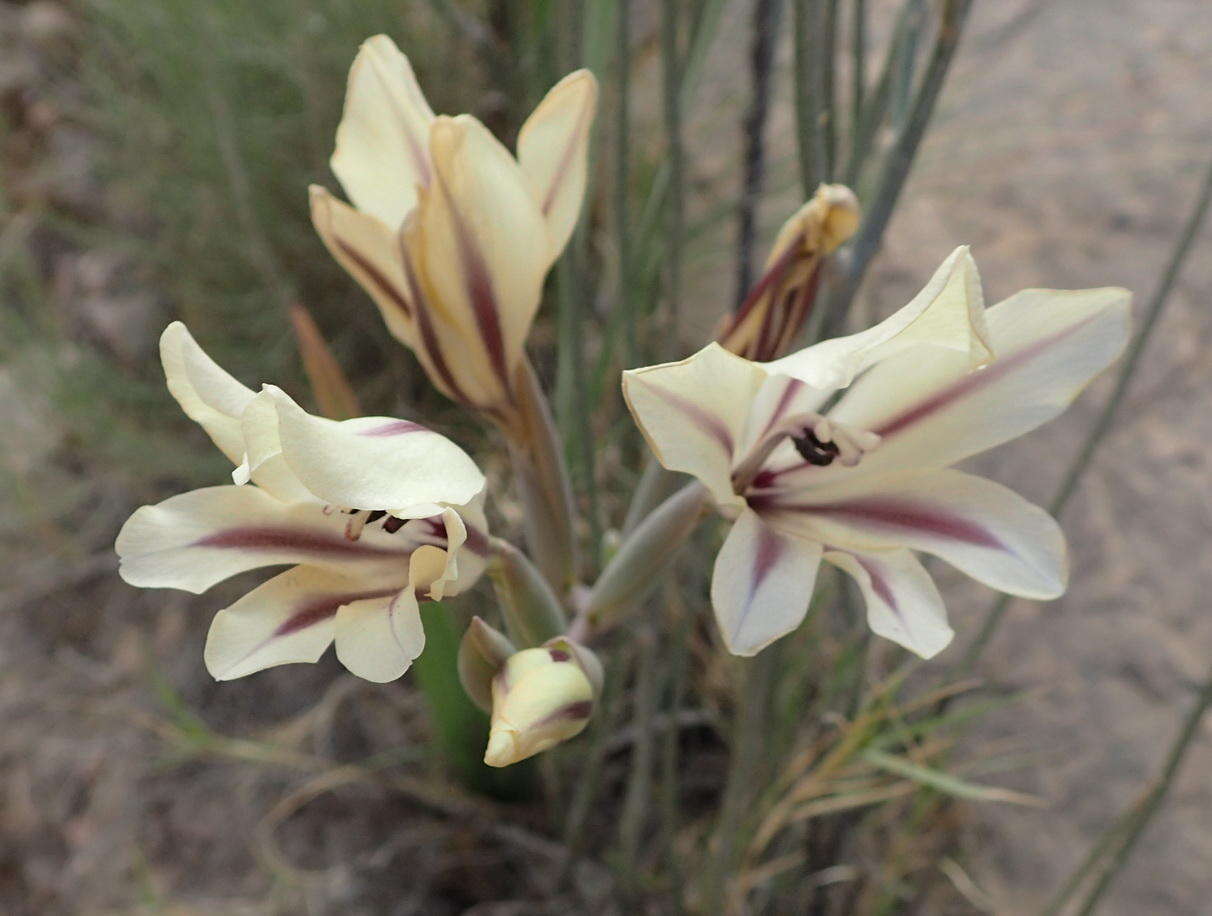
xmin=483 ymin=642 xmax=601 ymax=767
xmin=310 ymin=34 xmax=598 ymax=419
xmin=115 ymin=322 xmax=489 ymax=683
xmin=624 ymin=247 xmax=1131 ymax=658
xmin=715 ymin=183 xmax=860 ymax=362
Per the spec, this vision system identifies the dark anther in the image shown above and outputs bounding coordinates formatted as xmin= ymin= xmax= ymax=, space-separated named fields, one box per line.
xmin=382 ymin=516 xmax=405 ymax=534
xmin=791 ymin=428 xmax=840 ymax=466
xmin=365 ymin=510 xmax=387 ymax=524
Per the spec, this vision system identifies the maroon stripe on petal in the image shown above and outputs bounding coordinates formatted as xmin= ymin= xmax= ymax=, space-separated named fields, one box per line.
xmin=857 ymin=556 xmax=898 ymax=611
xmin=273 ymin=587 xmax=400 ymax=637
xmin=359 ymin=420 xmax=428 ymax=437
xmin=400 ymin=240 xmax=476 ymax=407
xmin=749 ymin=521 xmax=783 ymax=599
xmin=644 ymin=382 xmax=735 ymax=454
xmin=434 ymin=171 xmax=510 ymax=387
xmin=197 ymin=527 xmax=413 ymax=559
xmin=538 ymin=102 xmax=592 ymax=217
xmin=873 ymin=314 xmax=1098 ymax=439
xmin=335 ymin=239 xmax=412 ymax=319
xmin=793 ymin=499 xmax=1004 ymax=550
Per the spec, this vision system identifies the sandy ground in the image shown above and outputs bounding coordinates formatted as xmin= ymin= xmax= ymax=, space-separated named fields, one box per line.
xmin=3 ymin=0 xmax=1211 ymax=912
xmin=815 ymin=1 xmax=1212 ymax=911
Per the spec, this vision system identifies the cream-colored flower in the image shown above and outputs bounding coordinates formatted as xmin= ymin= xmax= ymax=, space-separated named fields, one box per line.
xmin=624 ymin=247 xmax=1131 ymax=658
xmin=115 ymin=322 xmax=489 ymax=683
xmin=483 ymin=642 xmax=600 ymax=767
xmin=715 ymin=183 xmax=860 ymax=361
xmin=310 ymin=35 xmax=598 ymax=416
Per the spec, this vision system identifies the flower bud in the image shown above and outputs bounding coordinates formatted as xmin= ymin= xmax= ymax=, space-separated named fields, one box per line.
xmin=457 ymin=616 xmax=517 ymax=712
xmin=584 ymin=483 xmax=708 ymax=631
xmin=715 ymin=182 xmax=861 ymax=362
xmin=483 ymin=644 xmax=599 ymax=767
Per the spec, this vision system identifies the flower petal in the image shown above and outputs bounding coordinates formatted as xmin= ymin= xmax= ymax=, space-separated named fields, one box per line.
xmin=412 ymin=114 xmax=552 ymax=393
xmin=763 ymin=469 xmax=1067 ymax=599
xmin=160 ymin=322 xmax=256 ymax=464
xmin=622 ymin=343 xmax=764 ymax=507
xmin=309 ymin=185 xmax=416 ymax=347
xmin=766 ymin=246 xmax=991 ymax=390
xmin=204 ymin=566 xmax=397 ymax=681
xmin=330 ymin=34 xmax=434 ymax=228
xmin=232 ymin=388 xmax=314 ymax=503
xmin=116 ymin=484 xmax=425 ymax=594
xmin=829 ymin=286 xmax=1132 ymax=472
xmin=823 ymin=548 xmax=953 ymax=658
xmin=333 ymin=586 xmax=425 ymax=683
xmin=516 ymin=69 xmax=598 ymax=257
xmin=270 ymin=390 xmax=484 ymax=513
xmin=711 ymin=508 xmax=822 ymax=656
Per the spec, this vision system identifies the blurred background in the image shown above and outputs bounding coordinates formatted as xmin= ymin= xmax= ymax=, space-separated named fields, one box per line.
xmin=1 ymin=0 xmax=1209 ymax=912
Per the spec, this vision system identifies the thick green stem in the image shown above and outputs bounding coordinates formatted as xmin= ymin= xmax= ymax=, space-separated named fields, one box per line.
xmin=504 ymin=357 xmax=580 ymax=595
xmin=412 ymin=602 xmax=533 ymax=799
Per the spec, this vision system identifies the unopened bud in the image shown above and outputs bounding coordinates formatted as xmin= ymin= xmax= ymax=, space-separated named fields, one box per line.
xmin=585 ymin=483 xmax=708 ymax=631
xmin=483 ymin=643 xmax=600 ymax=768
xmin=457 ymin=616 xmax=517 ymax=712
xmin=716 ymin=183 xmax=861 ymax=362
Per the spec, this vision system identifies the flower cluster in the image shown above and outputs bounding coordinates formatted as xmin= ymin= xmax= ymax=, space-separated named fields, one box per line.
xmin=115 ymin=34 xmax=1131 ymax=769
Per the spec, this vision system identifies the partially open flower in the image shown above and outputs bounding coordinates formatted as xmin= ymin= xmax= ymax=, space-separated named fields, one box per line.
xmin=483 ymin=642 xmax=600 ymax=767
xmin=115 ymin=322 xmax=489 ymax=683
xmin=310 ymin=35 xmax=598 ymax=420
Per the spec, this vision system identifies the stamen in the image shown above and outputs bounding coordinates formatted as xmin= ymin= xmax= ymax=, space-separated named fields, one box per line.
xmin=344 ymin=510 xmax=369 ymax=541
xmin=382 ymin=516 xmax=405 ymax=534
xmin=792 ymin=428 xmax=841 ymax=466
xmin=789 ymin=419 xmax=880 ymax=469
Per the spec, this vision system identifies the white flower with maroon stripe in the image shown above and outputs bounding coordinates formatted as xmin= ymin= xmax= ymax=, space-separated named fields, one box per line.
xmin=623 ymin=247 xmax=1131 ymax=659
xmin=115 ymin=322 xmax=490 ymax=683
xmin=309 ymin=34 xmax=597 ymax=417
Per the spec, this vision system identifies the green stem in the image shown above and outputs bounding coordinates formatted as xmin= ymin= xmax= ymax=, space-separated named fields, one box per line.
xmin=661 ymin=0 xmax=686 ymax=346
xmin=963 ymin=153 xmax=1212 ymax=670
xmin=850 ymin=0 xmax=866 ymax=144
xmin=412 ymin=602 xmax=534 ymax=799
xmin=505 ymin=357 xmax=580 ymax=594
xmin=792 ymin=0 xmax=823 ymax=196
xmin=833 ymin=0 xmax=972 ymax=314
xmin=615 ymin=0 xmax=635 ymax=368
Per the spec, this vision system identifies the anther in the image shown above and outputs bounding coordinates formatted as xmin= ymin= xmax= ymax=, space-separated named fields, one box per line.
xmin=792 ymin=428 xmax=841 ymax=466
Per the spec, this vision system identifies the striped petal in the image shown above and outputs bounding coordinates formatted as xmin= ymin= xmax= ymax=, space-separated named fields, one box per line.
xmin=204 ymin=566 xmax=398 ymax=681
xmin=309 ymin=185 xmax=417 ymax=348
xmin=517 ymin=69 xmax=599 ymax=258
xmin=330 ymin=34 xmax=434 ymax=229
xmin=408 ymin=114 xmax=551 ymax=403
xmin=762 ymin=469 xmax=1067 ymax=600
xmin=710 ymin=508 xmax=822 ymax=656
xmin=622 ymin=343 xmax=764 ymax=508
xmin=829 ymin=286 xmax=1132 ymax=474
xmin=766 ymin=246 xmax=991 ymax=390
xmin=116 ymin=485 xmax=423 ymax=594
xmin=333 ymin=585 xmax=425 ymax=683
xmin=160 ymin=322 xmax=256 ymax=464
xmin=270 ymin=390 xmax=484 ymax=514
xmin=823 ymin=548 xmax=953 ymax=658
